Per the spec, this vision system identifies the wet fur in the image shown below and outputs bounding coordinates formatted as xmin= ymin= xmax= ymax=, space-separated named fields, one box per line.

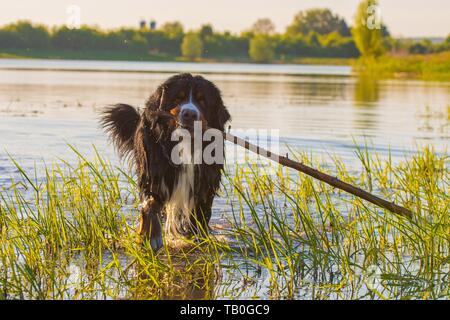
xmin=100 ymin=73 xmax=231 ymax=240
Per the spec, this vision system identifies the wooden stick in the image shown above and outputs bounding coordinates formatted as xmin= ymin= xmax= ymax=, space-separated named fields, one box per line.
xmin=224 ymin=131 xmax=413 ymax=219
xmin=155 ymin=110 xmax=413 ymax=219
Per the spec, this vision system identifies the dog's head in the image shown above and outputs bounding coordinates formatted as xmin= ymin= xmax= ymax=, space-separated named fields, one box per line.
xmin=101 ymin=74 xmax=231 ymax=161
xmin=145 ymin=73 xmax=231 ymax=132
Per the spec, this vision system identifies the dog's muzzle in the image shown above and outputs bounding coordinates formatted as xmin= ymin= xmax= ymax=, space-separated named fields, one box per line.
xmin=179 ymin=102 xmax=200 ymax=128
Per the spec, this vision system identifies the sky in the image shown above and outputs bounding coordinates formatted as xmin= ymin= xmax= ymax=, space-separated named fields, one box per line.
xmin=1 ymin=0 xmax=449 ymax=37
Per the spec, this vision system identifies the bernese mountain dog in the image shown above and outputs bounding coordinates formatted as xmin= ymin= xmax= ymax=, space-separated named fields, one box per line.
xmin=101 ymin=73 xmax=231 ymax=250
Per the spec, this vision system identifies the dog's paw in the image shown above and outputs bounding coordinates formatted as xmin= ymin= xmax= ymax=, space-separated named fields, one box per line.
xmin=150 ymin=234 xmax=164 ymax=252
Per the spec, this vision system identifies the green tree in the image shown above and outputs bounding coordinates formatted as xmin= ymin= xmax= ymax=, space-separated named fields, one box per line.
xmin=441 ymin=34 xmax=450 ymax=52
xmin=52 ymin=26 xmax=100 ymax=50
xmin=0 ymin=18 xmax=365 ymax=60
xmin=2 ymin=21 xmax=50 ymax=49
xmin=181 ymin=32 xmax=203 ymax=60
xmin=142 ymin=29 xmax=182 ymax=55
xmin=130 ymin=34 xmax=149 ymax=53
xmin=199 ymin=24 xmax=214 ymax=40
xmin=250 ymin=18 xmax=276 ymax=35
xmin=249 ymin=35 xmax=274 ymax=63
xmin=409 ymin=42 xmax=429 ymax=55
xmin=286 ymin=9 xmax=350 ymax=36
xmin=352 ymin=0 xmax=385 ymax=58
xmin=161 ymin=21 xmax=184 ymax=39
xmin=202 ymin=31 xmax=249 ymax=58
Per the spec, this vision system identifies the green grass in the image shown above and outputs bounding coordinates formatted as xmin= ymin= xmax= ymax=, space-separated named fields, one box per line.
xmin=0 ymin=52 xmax=27 ymax=59
xmin=354 ymin=52 xmax=450 ymax=81
xmin=0 ymin=48 xmax=350 ymax=66
xmin=0 ymin=144 xmax=448 ymax=299
xmin=284 ymin=56 xmax=353 ymax=66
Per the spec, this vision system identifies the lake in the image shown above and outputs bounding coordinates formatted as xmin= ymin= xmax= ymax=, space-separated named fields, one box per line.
xmin=0 ymin=59 xmax=448 ymax=299
xmin=0 ymin=59 xmax=448 ymax=177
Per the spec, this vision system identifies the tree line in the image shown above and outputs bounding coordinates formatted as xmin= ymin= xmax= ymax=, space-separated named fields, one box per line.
xmin=0 ymin=1 xmax=448 ymax=62
xmin=0 ymin=13 xmax=359 ymax=62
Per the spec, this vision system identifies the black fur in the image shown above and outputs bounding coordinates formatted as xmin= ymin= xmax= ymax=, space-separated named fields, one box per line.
xmin=100 ymin=104 xmax=140 ymax=160
xmin=101 ymin=74 xmax=231 ymax=245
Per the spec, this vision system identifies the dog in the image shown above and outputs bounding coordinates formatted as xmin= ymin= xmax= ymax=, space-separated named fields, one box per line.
xmin=101 ymin=73 xmax=231 ymax=251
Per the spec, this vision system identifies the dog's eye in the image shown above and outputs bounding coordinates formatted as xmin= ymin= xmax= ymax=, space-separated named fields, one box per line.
xmin=177 ymin=91 xmax=185 ymax=99
xmin=196 ymin=93 xmax=205 ymax=104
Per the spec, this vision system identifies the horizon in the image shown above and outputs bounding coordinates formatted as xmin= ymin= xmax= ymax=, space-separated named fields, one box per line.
xmin=1 ymin=0 xmax=449 ymax=38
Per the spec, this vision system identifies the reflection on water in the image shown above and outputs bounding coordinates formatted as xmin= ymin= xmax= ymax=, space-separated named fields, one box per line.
xmin=131 ymin=258 xmax=217 ymax=300
xmin=0 ymin=58 xmax=352 ymax=76
xmin=0 ymin=67 xmax=448 ymax=192
xmin=0 ymin=66 xmax=448 ymax=183
xmin=354 ymin=74 xmax=380 ymax=106
xmin=0 ymin=62 xmax=448 ymax=299
xmin=352 ymin=75 xmax=381 ymax=132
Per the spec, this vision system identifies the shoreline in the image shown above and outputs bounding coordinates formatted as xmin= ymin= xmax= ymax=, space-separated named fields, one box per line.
xmin=1 ymin=51 xmax=449 ymax=81
xmin=0 ymin=58 xmax=353 ymax=77
xmin=0 ymin=49 xmax=353 ymax=66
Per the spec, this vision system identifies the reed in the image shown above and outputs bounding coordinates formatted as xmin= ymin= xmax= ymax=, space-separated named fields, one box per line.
xmin=0 ymin=144 xmax=448 ymax=299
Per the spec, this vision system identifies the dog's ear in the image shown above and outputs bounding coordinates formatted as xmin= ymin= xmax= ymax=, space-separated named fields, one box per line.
xmin=100 ymin=104 xmax=140 ymax=159
xmin=143 ymin=87 xmax=176 ymax=139
xmin=145 ymin=85 xmax=168 ymax=111
xmin=146 ymin=73 xmax=194 ymax=112
xmin=200 ymin=78 xmax=231 ymax=131
xmin=217 ymin=104 xmax=231 ymax=131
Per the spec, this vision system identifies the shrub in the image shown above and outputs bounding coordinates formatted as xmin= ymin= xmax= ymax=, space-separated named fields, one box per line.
xmin=249 ymin=35 xmax=274 ymax=62
xmin=181 ymin=32 xmax=203 ymax=60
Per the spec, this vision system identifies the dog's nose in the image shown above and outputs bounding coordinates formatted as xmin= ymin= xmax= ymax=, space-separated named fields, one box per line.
xmin=180 ymin=108 xmax=199 ymax=123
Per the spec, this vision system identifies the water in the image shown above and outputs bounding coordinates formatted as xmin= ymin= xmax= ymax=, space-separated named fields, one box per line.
xmin=0 ymin=59 xmax=448 ymax=176
xmin=0 ymin=59 xmax=449 ymax=299
xmin=0 ymin=58 xmax=352 ymax=76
